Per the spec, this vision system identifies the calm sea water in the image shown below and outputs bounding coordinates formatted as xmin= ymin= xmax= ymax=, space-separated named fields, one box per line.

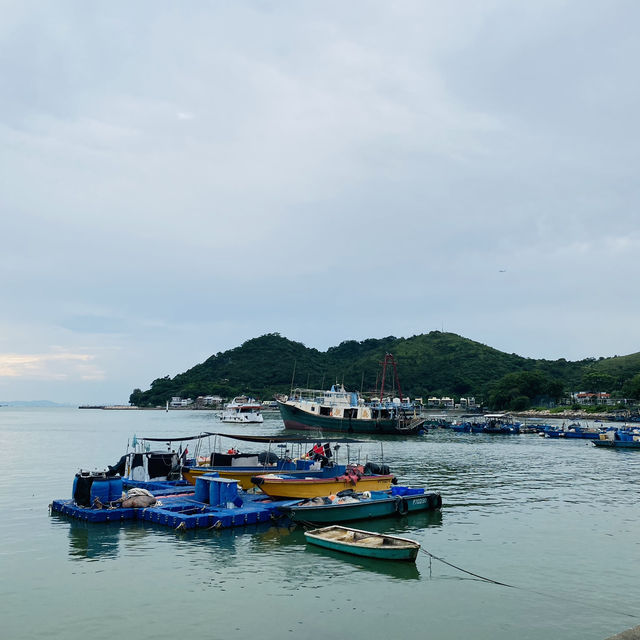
xmin=1 ymin=407 xmax=638 ymax=640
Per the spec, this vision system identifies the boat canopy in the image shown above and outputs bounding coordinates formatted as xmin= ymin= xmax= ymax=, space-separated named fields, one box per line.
xmin=137 ymin=433 xmax=211 ymax=442
xmin=138 ymin=432 xmax=363 ymax=444
xmin=204 ymin=432 xmax=363 ymax=444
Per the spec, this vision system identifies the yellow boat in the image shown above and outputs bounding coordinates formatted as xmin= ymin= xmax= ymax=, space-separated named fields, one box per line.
xmin=183 ymin=465 xmax=269 ymax=491
xmin=250 ymin=473 xmax=395 ymax=499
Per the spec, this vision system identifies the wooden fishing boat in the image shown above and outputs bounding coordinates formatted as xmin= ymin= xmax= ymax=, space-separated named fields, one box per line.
xmin=181 ymin=433 xmax=361 ymax=490
xmin=276 ymin=354 xmax=425 ymax=435
xmin=304 ymin=525 xmax=420 ymax=562
xmin=280 ymin=487 xmax=442 ymax=524
xmin=183 ymin=464 xmax=347 ymax=491
xmin=251 ymin=469 xmax=395 ymax=499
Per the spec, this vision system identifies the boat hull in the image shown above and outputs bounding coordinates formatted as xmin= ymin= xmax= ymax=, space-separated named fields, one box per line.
xmin=182 ymin=465 xmax=345 ymax=490
xmin=304 ymin=526 xmax=420 ymax=561
xmin=282 ymin=491 xmax=442 ymax=524
xmin=592 ymin=440 xmax=640 ymax=449
xmin=277 ymin=400 xmax=423 ymax=435
xmin=251 ymin=474 xmax=395 ymax=498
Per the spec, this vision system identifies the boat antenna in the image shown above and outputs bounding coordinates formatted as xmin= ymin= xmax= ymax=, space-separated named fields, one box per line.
xmin=290 ymin=359 xmax=297 ymax=395
xmin=306 ymin=372 xmax=310 ymax=389
xmin=360 ymin=372 xmax=364 ymax=393
xmin=321 ymin=373 xmax=325 ymax=389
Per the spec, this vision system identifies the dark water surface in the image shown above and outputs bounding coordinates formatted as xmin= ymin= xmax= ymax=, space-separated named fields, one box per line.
xmin=2 ymin=408 xmax=638 ymax=639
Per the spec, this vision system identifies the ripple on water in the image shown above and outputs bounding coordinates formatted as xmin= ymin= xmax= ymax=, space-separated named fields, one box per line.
xmin=3 ymin=410 xmax=640 ymax=640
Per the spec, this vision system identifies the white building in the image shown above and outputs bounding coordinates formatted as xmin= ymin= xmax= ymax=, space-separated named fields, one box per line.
xmin=170 ymin=397 xmax=194 ymax=407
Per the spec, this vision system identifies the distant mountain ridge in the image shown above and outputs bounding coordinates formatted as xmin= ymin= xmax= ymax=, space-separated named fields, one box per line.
xmin=0 ymin=400 xmax=70 ymax=407
xmin=130 ymin=332 xmax=640 ymax=410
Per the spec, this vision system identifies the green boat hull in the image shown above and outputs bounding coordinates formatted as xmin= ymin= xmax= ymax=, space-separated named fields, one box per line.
xmin=305 ymin=526 xmax=420 ymax=562
xmin=283 ymin=492 xmax=441 ymax=524
xmin=277 ymin=401 xmax=423 ymax=435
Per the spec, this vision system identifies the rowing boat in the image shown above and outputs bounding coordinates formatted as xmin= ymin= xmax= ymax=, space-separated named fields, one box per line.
xmin=304 ymin=525 xmax=420 ymax=562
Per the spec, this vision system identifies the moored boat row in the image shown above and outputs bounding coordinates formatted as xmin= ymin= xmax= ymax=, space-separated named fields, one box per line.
xmin=50 ymin=430 xmax=442 ymax=562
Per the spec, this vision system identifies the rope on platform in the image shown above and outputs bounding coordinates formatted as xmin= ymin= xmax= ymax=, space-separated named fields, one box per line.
xmin=269 ymin=512 xmax=287 ymax=523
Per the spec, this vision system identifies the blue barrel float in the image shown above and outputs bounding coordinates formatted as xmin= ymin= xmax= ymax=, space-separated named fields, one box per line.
xmin=208 ymin=478 xmax=221 ymax=506
xmin=219 ymin=479 xmax=238 ymax=506
xmin=208 ymin=477 xmax=239 ymax=506
xmin=108 ymin=476 xmax=123 ymax=501
xmin=194 ymin=472 xmax=220 ymax=503
xmin=89 ymin=472 xmax=110 ymax=506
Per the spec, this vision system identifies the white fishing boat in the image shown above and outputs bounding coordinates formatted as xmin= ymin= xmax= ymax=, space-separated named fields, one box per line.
xmin=220 ymin=396 xmax=264 ymax=424
xmin=276 ymin=354 xmax=425 ymax=435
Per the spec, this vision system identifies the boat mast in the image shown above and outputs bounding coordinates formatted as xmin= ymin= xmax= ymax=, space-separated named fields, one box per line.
xmin=289 ymin=359 xmax=297 ymax=395
xmin=379 ymin=353 xmax=404 ymax=403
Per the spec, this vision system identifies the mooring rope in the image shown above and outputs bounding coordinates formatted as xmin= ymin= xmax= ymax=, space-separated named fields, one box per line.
xmin=420 ymin=547 xmax=639 ymax=620
xmin=420 ymin=548 xmax=516 ymax=587
xmin=282 ymin=514 xmax=638 ymax=621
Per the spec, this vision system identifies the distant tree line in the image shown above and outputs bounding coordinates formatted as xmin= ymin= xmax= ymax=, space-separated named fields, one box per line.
xmin=128 ymin=332 xmax=640 ymax=410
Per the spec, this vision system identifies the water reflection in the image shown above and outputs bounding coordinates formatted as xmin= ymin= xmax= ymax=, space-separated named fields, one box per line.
xmin=304 ymin=543 xmax=421 ymax=580
xmin=66 ymin=518 xmax=122 ymax=561
xmin=58 ymin=506 xmax=441 ymax=570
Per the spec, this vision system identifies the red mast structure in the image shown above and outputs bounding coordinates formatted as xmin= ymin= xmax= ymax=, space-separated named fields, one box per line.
xmin=378 ymin=353 xmax=403 ymax=403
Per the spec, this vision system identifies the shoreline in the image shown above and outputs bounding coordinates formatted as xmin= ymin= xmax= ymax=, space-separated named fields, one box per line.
xmin=512 ymin=409 xmax=629 ymax=421
xmin=80 ymin=405 xmax=636 ymax=422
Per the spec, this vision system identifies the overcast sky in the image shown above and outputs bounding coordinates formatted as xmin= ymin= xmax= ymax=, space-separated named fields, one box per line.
xmin=1 ymin=1 xmax=639 ymax=404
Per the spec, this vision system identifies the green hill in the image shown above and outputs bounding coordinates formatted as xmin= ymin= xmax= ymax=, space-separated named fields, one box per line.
xmin=129 ymin=332 xmax=640 ymax=410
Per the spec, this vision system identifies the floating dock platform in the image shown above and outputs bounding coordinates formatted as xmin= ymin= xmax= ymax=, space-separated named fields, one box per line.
xmin=51 ymin=476 xmax=299 ymax=530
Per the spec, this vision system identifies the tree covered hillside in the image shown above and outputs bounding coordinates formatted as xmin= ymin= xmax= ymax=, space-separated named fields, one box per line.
xmin=128 ymin=332 xmax=640 ymax=409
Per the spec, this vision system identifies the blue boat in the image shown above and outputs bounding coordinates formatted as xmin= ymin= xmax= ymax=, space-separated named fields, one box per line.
xmin=451 ymin=414 xmax=520 ymax=434
xmin=544 ymin=422 xmax=603 ymax=439
xmin=592 ymin=429 xmax=640 ymax=448
xmin=279 ymin=486 xmax=441 ymax=524
xmin=592 ymin=439 xmax=640 ymax=449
